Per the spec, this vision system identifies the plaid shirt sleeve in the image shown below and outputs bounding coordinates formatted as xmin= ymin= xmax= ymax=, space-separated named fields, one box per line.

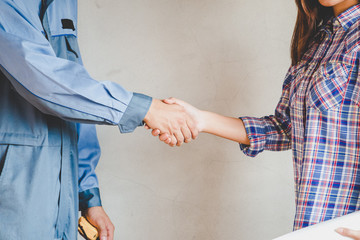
xmin=239 ymin=70 xmax=293 ymax=157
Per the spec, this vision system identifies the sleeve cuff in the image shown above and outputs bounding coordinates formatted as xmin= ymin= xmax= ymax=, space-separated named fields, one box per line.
xmin=79 ymin=187 xmax=102 ymax=211
xmin=239 ymin=117 xmax=267 ymax=157
xmin=118 ymin=93 xmax=152 ymax=133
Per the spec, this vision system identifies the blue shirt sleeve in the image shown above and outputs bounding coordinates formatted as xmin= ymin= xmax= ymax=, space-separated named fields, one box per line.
xmin=77 ymin=123 xmax=102 ymax=211
xmin=0 ymin=1 xmax=152 ymax=133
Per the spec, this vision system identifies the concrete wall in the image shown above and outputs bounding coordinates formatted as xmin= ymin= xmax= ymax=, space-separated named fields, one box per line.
xmin=78 ymin=0 xmax=297 ymax=239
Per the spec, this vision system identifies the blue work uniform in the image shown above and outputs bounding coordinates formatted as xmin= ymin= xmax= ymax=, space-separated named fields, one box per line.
xmin=0 ymin=0 xmax=152 ymax=239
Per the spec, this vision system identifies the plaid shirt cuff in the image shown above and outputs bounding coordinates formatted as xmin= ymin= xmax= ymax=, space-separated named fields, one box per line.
xmin=239 ymin=116 xmax=268 ymax=157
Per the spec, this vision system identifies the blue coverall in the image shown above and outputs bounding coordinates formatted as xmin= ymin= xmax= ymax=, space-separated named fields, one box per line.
xmin=0 ymin=0 xmax=152 ymax=239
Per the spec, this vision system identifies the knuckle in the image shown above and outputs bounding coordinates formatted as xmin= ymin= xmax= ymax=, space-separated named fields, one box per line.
xmin=177 ymin=105 xmax=186 ymax=113
xmin=177 ymin=118 xmax=185 ymax=125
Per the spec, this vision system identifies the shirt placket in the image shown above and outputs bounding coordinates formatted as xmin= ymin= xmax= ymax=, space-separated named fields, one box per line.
xmin=292 ymin=27 xmax=334 ymax=195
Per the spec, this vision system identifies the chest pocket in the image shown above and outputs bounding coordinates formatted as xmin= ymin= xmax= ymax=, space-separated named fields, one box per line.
xmin=307 ymin=62 xmax=351 ymax=112
xmin=42 ymin=0 xmax=81 ymax=63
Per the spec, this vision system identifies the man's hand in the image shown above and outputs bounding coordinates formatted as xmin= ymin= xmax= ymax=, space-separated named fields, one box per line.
xmin=144 ymin=98 xmax=198 ymax=146
xmin=82 ymin=206 xmax=114 ymax=240
xmin=336 ymin=227 xmax=360 ymax=239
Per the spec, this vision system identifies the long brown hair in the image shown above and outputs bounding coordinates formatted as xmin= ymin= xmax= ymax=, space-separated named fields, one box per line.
xmin=291 ymin=0 xmax=333 ymax=65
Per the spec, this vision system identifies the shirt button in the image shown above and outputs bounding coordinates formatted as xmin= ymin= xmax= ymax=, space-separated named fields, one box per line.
xmin=333 ymin=19 xmax=341 ymax=31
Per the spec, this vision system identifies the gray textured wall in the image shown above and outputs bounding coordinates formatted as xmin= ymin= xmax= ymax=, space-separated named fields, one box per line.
xmin=78 ymin=0 xmax=297 ymax=239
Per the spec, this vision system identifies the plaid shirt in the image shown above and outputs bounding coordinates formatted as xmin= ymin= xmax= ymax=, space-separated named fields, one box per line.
xmin=240 ymin=4 xmax=360 ymax=230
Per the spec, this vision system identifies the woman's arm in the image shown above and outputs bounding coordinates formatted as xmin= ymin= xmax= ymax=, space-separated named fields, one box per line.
xmin=154 ymin=93 xmax=292 ymax=157
xmin=153 ymin=98 xmax=250 ymax=145
xmin=154 ymin=68 xmax=294 ymax=155
xmin=198 ymin=110 xmax=250 ymax=145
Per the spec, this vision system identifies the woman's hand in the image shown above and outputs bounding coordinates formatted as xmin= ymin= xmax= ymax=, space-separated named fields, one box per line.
xmin=163 ymin=97 xmax=204 ymax=132
xmin=83 ymin=206 xmax=115 ymax=240
xmin=336 ymin=227 xmax=360 ymax=239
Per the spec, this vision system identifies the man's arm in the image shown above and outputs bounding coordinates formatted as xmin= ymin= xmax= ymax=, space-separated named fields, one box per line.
xmin=78 ymin=124 xmax=102 ymax=211
xmin=0 ymin=1 xmax=195 ymax=142
xmin=77 ymin=123 xmax=114 ymax=240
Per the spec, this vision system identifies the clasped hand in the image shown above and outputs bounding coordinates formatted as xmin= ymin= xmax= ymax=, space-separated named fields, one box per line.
xmin=143 ymin=98 xmax=203 ymax=147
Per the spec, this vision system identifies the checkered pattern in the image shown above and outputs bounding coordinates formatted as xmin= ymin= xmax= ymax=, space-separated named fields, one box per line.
xmin=240 ymin=4 xmax=360 ymax=230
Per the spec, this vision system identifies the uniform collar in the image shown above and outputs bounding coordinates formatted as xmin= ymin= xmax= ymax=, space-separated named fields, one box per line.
xmin=335 ymin=4 xmax=360 ymax=32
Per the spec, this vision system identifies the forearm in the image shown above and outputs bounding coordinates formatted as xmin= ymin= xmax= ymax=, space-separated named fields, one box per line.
xmin=200 ymin=111 xmax=250 ymax=145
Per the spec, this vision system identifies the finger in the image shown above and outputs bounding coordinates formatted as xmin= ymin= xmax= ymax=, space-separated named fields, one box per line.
xmin=159 ymin=133 xmax=172 ymax=144
xmin=151 ymin=129 xmax=161 ymax=136
xmin=164 ymin=136 xmax=172 ymax=145
xmin=165 ymin=137 xmax=172 ymax=144
xmin=191 ymin=128 xmax=199 ymax=140
xmin=160 ymin=134 xmax=173 ymax=145
xmin=181 ymin=125 xmax=192 ymax=143
xmin=107 ymin=222 xmax=115 ymax=240
xmin=173 ymin=130 xmax=184 ymax=147
xmin=189 ymin=124 xmax=199 ymax=140
xmin=336 ymin=227 xmax=360 ymax=239
xmin=99 ymin=234 xmax=108 ymax=240
xmin=165 ymin=97 xmax=188 ymax=107
xmin=163 ymin=97 xmax=176 ymax=105
xmin=97 ymin=222 xmax=108 ymax=240
xmin=169 ymin=135 xmax=177 ymax=147
xmin=186 ymin=118 xmax=199 ymax=140
xmin=159 ymin=133 xmax=170 ymax=142
xmin=144 ymin=124 xmax=150 ymax=130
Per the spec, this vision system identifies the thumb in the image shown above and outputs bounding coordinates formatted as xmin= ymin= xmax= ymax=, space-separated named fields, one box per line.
xmin=336 ymin=227 xmax=360 ymax=239
xmin=163 ymin=97 xmax=189 ymax=109
xmin=162 ymin=97 xmax=176 ymax=104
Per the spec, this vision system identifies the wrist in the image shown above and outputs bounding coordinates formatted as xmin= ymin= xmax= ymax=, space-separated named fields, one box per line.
xmin=143 ymin=98 xmax=158 ymax=123
xmin=198 ymin=110 xmax=211 ymax=133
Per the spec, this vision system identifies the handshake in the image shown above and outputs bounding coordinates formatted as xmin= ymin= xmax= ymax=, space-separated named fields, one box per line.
xmin=143 ymin=97 xmax=203 ymax=147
